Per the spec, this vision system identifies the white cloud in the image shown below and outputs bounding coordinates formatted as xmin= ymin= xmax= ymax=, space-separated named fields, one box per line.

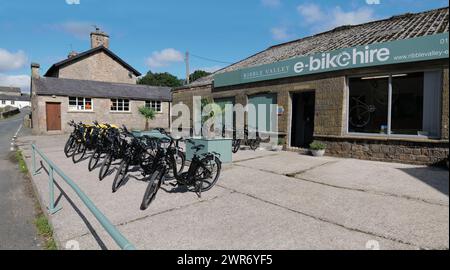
xmin=261 ymin=0 xmax=281 ymax=8
xmin=270 ymin=27 xmax=292 ymax=41
xmin=146 ymin=48 xmax=184 ymax=69
xmin=0 ymin=74 xmax=30 ymax=93
xmin=297 ymin=4 xmax=376 ymax=32
xmin=297 ymin=3 xmax=325 ymax=24
xmin=0 ymin=48 xmax=28 ymax=72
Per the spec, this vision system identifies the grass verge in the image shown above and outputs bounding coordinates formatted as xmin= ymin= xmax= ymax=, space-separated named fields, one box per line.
xmin=15 ymin=150 xmax=58 ymax=250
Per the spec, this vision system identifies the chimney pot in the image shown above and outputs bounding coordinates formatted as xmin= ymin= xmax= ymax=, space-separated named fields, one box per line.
xmin=31 ymin=63 xmax=40 ymax=79
xmin=68 ymin=51 xmax=78 ymax=58
xmin=90 ymin=28 xmax=110 ymax=49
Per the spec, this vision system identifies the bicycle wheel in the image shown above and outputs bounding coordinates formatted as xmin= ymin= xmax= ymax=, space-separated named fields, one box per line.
xmin=349 ymin=105 xmax=371 ymax=128
xmin=167 ymin=151 xmax=186 ymax=180
xmin=88 ymin=148 xmax=101 ymax=172
xmin=99 ymin=153 xmax=113 ymax=181
xmin=194 ymin=156 xmax=221 ymax=192
xmin=249 ymin=139 xmax=260 ymax=151
xmin=72 ymin=142 xmax=87 ymax=164
xmin=64 ymin=136 xmax=76 ymax=158
xmin=232 ymin=139 xmax=241 ymax=153
xmin=112 ymin=159 xmax=129 ymax=193
xmin=140 ymin=169 xmax=164 ymax=210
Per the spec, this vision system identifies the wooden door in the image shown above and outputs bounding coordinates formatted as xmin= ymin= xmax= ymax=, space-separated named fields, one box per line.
xmin=46 ymin=103 xmax=61 ymax=131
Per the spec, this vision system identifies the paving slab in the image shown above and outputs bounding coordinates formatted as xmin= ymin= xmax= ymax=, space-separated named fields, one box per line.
xmin=18 ymin=135 xmax=449 ymax=250
xmin=234 ymin=151 xmax=338 ymax=175
xmin=297 ymin=159 xmax=449 ymax=206
xmin=72 ymin=192 xmax=413 ymax=250
xmin=219 ymin=166 xmax=449 ymax=249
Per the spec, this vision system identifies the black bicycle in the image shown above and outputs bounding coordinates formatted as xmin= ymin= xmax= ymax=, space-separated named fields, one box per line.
xmin=232 ymin=127 xmax=261 ymax=153
xmin=140 ymin=138 xmax=221 ymax=210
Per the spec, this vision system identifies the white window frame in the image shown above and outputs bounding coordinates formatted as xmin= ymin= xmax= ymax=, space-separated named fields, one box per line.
xmin=110 ymin=99 xmax=130 ymax=112
xmin=1 ymin=100 xmax=5 ymax=105
xmin=345 ymin=69 xmax=442 ymax=139
xmin=145 ymin=100 xmax=163 ymax=113
xmin=69 ymin=97 xmax=93 ymax=112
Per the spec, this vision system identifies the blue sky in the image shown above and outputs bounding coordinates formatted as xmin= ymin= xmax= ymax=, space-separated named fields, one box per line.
xmin=0 ymin=0 xmax=447 ymax=92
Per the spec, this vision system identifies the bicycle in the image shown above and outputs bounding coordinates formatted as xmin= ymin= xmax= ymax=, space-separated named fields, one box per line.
xmin=112 ymin=131 xmax=185 ymax=193
xmin=232 ymin=127 xmax=261 ymax=153
xmin=140 ymin=138 xmax=221 ymax=210
xmin=349 ymin=96 xmax=377 ymax=128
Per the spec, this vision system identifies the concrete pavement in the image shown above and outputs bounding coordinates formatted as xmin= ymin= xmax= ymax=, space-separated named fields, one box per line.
xmin=0 ymin=109 xmax=42 ymax=250
xmin=18 ymin=134 xmax=449 ymax=250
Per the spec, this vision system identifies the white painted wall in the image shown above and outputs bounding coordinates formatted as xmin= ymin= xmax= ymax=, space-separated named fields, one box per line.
xmin=0 ymin=100 xmax=30 ymax=109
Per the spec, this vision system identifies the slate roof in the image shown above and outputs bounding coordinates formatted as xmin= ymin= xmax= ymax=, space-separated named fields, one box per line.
xmin=0 ymin=94 xmax=30 ymax=102
xmin=180 ymin=7 xmax=449 ymax=89
xmin=0 ymin=86 xmax=21 ymax=94
xmin=32 ymin=77 xmax=172 ymax=101
xmin=44 ymin=46 xmax=142 ymax=77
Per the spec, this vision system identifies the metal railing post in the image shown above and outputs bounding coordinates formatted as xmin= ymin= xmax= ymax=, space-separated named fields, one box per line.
xmin=48 ymin=166 xmax=62 ymax=215
xmin=31 ymin=144 xmax=135 ymax=249
xmin=32 ymin=144 xmax=38 ymax=175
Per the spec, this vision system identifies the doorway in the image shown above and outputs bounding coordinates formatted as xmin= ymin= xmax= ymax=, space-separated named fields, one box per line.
xmin=291 ymin=91 xmax=315 ymax=148
xmin=46 ymin=102 xmax=61 ymax=131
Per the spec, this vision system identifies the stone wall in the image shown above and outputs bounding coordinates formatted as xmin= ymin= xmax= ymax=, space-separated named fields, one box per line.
xmin=57 ymin=51 xmax=137 ymax=84
xmin=316 ymin=136 xmax=449 ymax=166
xmin=172 ymin=75 xmax=346 ymax=138
xmin=32 ymin=95 xmax=170 ymax=135
xmin=441 ymin=68 xmax=449 ymax=140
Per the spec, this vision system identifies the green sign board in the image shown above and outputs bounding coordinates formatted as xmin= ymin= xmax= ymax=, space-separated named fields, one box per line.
xmin=214 ymin=33 xmax=449 ymax=87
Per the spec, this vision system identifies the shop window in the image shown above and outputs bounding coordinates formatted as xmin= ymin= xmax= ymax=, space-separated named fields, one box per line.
xmin=348 ymin=71 xmax=441 ymax=137
xmin=145 ymin=100 xmax=162 ymax=113
xmin=69 ymin=97 xmax=93 ymax=111
xmin=111 ymin=99 xmax=130 ymax=112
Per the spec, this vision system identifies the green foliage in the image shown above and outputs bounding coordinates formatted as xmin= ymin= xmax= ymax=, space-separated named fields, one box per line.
xmin=190 ymin=70 xmax=211 ymax=82
xmin=278 ymin=137 xmax=286 ymax=146
xmin=15 ymin=151 xmax=28 ymax=174
xmin=139 ymin=106 xmax=156 ymax=131
xmin=137 ymin=71 xmax=183 ymax=87
xmin=309 ymin=141 xmax=327 ymax=150
xmin=34 ymin=214 xmax=57 ymax=250
xmin=138 ymin=106 xmax=156 ymax=120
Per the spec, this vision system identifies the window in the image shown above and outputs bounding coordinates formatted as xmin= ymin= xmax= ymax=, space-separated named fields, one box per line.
xmin=1 ymin=100 xmax=5 ymax=105
xmin=348 ymin=71 xmax=441 ymax=137
xmin=111 ymin=99 xmax=130 ymax=112
xmin=11 ymin=100 xmax=15 ymax=105
xmin=145 ymin=100 xmax=162 ymax=113
xmin=69 ymin=97 xmax=93 ymax=111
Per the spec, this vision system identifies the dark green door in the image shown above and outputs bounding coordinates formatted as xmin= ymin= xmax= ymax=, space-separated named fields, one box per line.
xmin=248 ymin=93 xmax=277 ymax=132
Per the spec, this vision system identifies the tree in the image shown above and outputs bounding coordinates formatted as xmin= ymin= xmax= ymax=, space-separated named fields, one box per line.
xmin=138 ymin=106 xmax=156 ymax=131
xmin=190 ymin=70 xmax=211 ymax=83
xmin=137 ymin=71 xmax=183 ymax=87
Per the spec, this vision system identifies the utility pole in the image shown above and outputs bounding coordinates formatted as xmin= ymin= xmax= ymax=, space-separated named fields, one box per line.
xmin=185 ymin=51 xmax=190 ymax=85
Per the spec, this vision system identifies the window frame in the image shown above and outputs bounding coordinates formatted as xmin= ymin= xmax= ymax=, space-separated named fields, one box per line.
xmin=145 ymin=100 xmax=163 ymax=113
xmin=68 ymin=97 xmax=94 ymax=112
xmin=110 ymin=98 xmax=131 ymax=112
xmin=345 ymin=69 xmax=442 ymax=139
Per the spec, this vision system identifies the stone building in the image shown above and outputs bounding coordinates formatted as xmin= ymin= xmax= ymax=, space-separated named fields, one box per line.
xmin=172 ymin=7 xmax=449 ymax=165
xmin=0 ymin=86 xmax=30 ymax=109
xmin=31 ymin=29 xmax=171 ymax=134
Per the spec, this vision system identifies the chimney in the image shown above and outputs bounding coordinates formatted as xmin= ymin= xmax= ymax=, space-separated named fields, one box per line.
xmin=68 ymin=51 xmax=78 ymax=58
xmin=90 ymin=27 xmax=110 ymax=49
xmin=31 ymin=63 xmax=40 ymax=79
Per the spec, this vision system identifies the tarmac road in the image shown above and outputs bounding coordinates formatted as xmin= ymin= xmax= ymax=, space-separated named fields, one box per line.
xmin=0 ymin=108 xmax=42 ymax=250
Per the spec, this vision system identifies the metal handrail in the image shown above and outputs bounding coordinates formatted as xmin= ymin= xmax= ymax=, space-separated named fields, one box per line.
xmin=31 ymin=144 xmax=136 ymax=250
